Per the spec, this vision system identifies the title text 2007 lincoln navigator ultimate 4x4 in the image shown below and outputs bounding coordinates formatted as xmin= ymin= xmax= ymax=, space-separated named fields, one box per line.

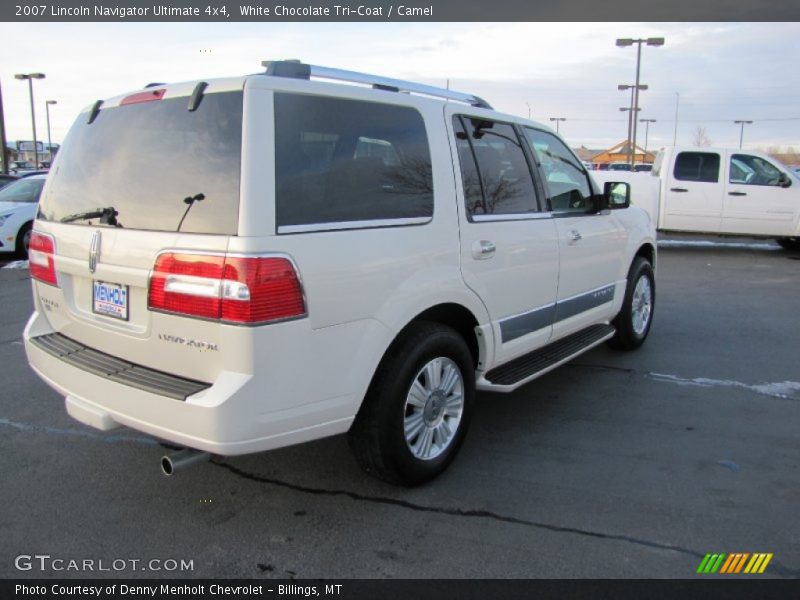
xmin=24 ymin=61 xmax=656 ymax=485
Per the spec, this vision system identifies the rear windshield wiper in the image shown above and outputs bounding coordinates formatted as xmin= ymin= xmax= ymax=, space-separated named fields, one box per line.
xmin=61 ymin=206 xmax=121 ymax=227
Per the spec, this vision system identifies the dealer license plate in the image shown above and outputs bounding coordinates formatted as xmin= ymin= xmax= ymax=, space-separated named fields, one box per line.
xmin=92 ymin=281 xmax=129 ymax=321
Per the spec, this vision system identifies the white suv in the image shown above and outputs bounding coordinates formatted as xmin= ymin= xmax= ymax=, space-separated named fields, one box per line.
xmin=24 ymin=61 xmax=656 ymax=485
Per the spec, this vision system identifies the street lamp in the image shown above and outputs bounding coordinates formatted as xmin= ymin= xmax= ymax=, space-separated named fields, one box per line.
xmin=45 ymin=100 xmax=57 ymax=163
xmin=619 ymin=84 xmax=648 ymax=165
xmin=14 ymin=72 xmax=46 ymax=168
xmin=734 ymin=120 xmax=753 ymax=149
xmin=0 ymin=79 xmax=8 ymax=174
xmin=616 ymin=37 xmax=664 ymax=167
xmin=640 ymin=118 xmax=656 ymax=158
xmin=549 ymin=117 xmax=566 ymax=133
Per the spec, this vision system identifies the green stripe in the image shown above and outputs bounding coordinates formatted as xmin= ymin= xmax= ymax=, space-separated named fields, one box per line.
xmin=697 ymin=554 xmax=712 ymax=573
xmin=710 ymin=554 xmax=726 ymax=573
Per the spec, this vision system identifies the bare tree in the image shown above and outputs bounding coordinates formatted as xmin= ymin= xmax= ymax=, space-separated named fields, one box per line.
xmin=692 ymin=126 xmax=712 ymax=147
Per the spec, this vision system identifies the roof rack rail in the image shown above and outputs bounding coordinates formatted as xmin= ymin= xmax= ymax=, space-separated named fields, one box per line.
xmin=261 ymin=60 xmax=492 ymax=109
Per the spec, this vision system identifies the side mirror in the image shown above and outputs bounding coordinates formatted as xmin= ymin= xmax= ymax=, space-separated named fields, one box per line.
xmin=599 ymin=181 xmax=630 ymax=210
xmin=778 ymin=172 xmax=792 ymax=188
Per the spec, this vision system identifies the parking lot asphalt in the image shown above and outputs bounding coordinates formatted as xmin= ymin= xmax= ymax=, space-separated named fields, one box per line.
xmin=1 ymin=239 xmax=799 ymax=579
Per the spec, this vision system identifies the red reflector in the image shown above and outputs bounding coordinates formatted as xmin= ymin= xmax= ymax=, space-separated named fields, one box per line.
xmin=28 ymin=231 xmax=58 ymax=287
xmin=120 ymin=89 xmax=166 ymax=105
xmin=148 ymin=253 xmax=306 ymax=325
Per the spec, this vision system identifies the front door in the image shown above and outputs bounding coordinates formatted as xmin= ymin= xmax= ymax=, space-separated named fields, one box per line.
xmin=522 ymin=127 xmax=627 ymax=338
xmin=722 ymin=151 xmax=799 ymax=236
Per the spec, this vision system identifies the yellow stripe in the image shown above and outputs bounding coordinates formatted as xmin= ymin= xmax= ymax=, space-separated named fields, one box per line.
xmin=744 ymin=554 xmax=760 ymax=574
xmin=720 ymin=554 xmax=736 ymax=574
xmin=734 ymin=553 xmax=749 ymax=573
xmin=758 ymin=553 xmax=773 ymax=574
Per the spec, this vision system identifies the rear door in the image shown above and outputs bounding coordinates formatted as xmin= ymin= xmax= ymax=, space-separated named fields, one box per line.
xmin=448 ymin=112 xmax=559 ymax=366
xmin=661 ymin=150 xmax=723 ymax=232
xmin=32 ymin=83 xmax=244 ymax=383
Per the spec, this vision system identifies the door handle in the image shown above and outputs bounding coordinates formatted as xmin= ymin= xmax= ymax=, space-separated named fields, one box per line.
xmin=670 ymin=187 xmax=689 ymax=193
xmin=728 ymin=191 xmax=747 ymax=196
xmin=472 ymin=240 xmax=496 ymax=259
xmin=569 ymin=229 xmax=582 ymax=243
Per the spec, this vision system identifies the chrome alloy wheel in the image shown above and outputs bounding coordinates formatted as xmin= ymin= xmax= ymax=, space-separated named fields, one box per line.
xmin=403 ymin=357 xmax=464 ymax=461
xmin=23 ymin=229 xmax=32 ymax=253
xmin=631 ymin=275 xmax=653 ymax=336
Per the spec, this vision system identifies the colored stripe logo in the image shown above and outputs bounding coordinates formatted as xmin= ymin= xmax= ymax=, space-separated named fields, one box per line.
xmin=697 ymin=553 xmax=773 ymax=574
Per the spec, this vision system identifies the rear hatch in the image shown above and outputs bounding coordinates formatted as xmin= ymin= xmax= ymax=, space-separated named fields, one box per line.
xmin=31 ymin=82 xmax=245 ymax=383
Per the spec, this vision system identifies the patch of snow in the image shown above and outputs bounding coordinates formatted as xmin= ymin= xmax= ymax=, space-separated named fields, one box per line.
xmin=648 ymin=372 xmax=800 ymax=400
xmin=1 ymin=260 xmax=29 ymax=270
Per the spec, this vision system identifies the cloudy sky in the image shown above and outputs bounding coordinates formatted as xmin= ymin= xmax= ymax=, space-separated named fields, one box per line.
xmin=1 ymin=22 xmax=799 ymax=153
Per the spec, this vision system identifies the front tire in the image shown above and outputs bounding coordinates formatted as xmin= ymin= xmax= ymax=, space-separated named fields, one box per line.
xmin=348 ymin=321 xmax=474 ymax=486
xmin=16 ymin=222 xmax=33 ymax=258
xmin=608 ymin=257 xmax=655 ymax=350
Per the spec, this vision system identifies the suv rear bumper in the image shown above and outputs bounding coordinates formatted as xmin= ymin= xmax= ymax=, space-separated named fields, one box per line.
xmin=23 ymin=310 xmax=356 ymax=455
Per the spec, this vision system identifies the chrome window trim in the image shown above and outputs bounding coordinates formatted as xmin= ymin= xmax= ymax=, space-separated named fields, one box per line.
xmin=277 ymin=216 xmax=432 ymax=235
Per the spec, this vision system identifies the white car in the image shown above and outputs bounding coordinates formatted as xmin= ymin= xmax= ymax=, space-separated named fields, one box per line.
xmin=24 ymin=61 xmax=655 ymax=485
xmin=0 ymin=174 xmax=45 ymax=257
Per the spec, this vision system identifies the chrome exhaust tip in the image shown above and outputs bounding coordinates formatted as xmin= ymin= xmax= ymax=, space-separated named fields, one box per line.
xmin=161 ymin=448 xmax=211 ymax=476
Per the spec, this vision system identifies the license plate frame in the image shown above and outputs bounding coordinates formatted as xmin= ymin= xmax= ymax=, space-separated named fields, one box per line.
xmin=92 ymin=280 xmax=130 ymax=321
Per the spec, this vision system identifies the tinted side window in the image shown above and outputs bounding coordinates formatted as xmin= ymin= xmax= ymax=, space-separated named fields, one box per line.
xmin=453 ymin=116 xmax=537 ymax=217
xmin=673 ymin=152 xmax=720 ymax=183
xmin=729 ymin=154 xmax=783 ymax=186
xmin=275 ymin=94 xmax=432 ymax=230
xmin=524 ymin=128 xmax=593 ymax=212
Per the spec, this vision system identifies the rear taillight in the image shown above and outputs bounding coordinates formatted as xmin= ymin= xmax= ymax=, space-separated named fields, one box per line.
xmin=28 ymin=231 xmax=58 ymax=287
xmin=148 ymin=253 xmax=306 ymax=325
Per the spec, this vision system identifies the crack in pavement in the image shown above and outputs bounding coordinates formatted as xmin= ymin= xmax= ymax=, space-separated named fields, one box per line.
xmin=211 ymin=460 xmax=800 ymax=578
xmin=2 ymin=416 xmax=797 ymax=577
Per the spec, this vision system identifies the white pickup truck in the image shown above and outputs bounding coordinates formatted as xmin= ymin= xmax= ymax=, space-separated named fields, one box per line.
xmin=593 ymin=146 xmax=800 ymax=249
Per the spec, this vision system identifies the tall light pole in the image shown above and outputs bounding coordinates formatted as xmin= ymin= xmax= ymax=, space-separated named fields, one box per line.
xmin=734 ymin=120 xmax=752 ymax=149
xmin=640 ymin=118 xmax=656 ymax=159
xmin=526 ymin=102 xmax=531 ymax=119
xmin=0 ymin=79 xmax=8 ymax=174
xmin=616 ymin=37 xmax=664 ymax=167
xmin=549 ymin=117 xmax=566 ymax=133
xmin=619 ymin=84 xmax=648 ymax=165
xmin=14 ymin=72 xmax=46 ymax=167
xmin=673 ymin=92 xmax=680 ymax=146
xmin=45 ymin=100 xmax=57 ymax=163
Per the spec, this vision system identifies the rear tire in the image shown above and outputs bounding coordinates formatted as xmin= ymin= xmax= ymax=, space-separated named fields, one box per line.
xmin=348 ymin=321 xmax=474 ymax=486
xmin=608 ymin=257 xmax=655 ymax=350
xmin=16 ymin=222 xmax=33 ymax=258
xmin=776 ymin=237 xmax=800 ymax=251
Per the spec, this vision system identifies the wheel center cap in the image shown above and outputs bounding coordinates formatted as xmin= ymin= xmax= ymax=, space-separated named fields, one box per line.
xmin=423 ymin=390 xmax=446 ymax=425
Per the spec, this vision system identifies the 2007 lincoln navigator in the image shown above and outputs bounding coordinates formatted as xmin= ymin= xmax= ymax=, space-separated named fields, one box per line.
xmin=24 ymin=61 xmax=656 ymax=485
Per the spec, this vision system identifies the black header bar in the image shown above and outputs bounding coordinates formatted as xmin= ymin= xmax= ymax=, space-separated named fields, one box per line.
xmin=3 ymin=0 xmax=799 ymax=22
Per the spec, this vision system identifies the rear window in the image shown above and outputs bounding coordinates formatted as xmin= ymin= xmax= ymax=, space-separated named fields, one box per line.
xmin=673 ymin=151 xmax=720 ymax=183
xmin=37 ymin=91 xmax=242 ymax=234
xmin=274 ymin=93 xmax=433 ymax=232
